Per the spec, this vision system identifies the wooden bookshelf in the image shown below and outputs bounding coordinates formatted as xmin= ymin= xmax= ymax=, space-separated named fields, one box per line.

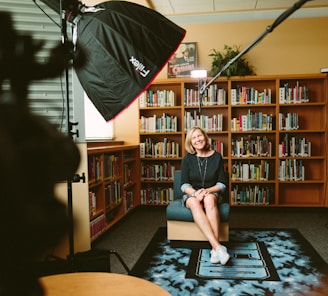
xmin=139 ymin=74 xmax=327 ymax=208
xmin=87 ymin=143 xmax=140 ymax=242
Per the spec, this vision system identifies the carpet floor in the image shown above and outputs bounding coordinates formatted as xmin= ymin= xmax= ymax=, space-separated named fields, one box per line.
xmin=130 ymin=227 xmax=328 ymax=296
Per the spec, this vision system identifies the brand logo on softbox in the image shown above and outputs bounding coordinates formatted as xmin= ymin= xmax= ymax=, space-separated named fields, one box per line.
xmin=129 ymin=56 xmax=150 ymax=78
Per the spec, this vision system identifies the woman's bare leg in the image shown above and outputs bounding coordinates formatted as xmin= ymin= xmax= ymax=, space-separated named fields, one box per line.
xmin=203 ymin=194 xmax=220 ymax=241
xmin=186 ymin=197 xmax=220 ymax=250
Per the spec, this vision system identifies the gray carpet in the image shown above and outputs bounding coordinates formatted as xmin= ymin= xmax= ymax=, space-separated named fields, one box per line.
xmin=92 ymin=206 xmax=328 ymax=274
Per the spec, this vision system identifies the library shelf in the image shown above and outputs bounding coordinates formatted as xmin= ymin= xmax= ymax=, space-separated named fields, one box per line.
xmin=138 ymin=74 xmax=327 ymax=208
xmin=87 ymin=143 xmax=140 ymax=242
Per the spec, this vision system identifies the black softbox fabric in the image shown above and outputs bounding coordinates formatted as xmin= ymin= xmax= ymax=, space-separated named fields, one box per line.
xmin=73 ymin=1 xmax=185 ymax=120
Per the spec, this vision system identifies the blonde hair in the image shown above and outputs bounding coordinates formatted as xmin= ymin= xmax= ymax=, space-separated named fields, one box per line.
xmin=185 ymin=127 xmax=211 ymax=154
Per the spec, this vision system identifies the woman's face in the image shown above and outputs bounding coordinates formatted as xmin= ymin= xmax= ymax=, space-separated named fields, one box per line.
xmin=191 ymin=129 xmax=205 ymax=150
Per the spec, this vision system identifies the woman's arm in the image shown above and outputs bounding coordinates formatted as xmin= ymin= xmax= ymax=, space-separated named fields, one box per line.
xmin=180 ymin=154 xmax=198 ymax=195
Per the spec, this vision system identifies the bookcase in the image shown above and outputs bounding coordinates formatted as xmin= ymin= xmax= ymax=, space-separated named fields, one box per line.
xmin=87 ymin=143 xmax=140 ymax=241
xmin=139 ymin=74 xmax=327 ymax=208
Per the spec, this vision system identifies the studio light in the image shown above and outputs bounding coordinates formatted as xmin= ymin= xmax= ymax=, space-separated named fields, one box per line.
xmin=36 ymin=0 xmax=186 ymax=268
xmin=40 ymin=0 xmax=186 ymax=120
xmin=191 ymin=70 xmax=207 ymax=79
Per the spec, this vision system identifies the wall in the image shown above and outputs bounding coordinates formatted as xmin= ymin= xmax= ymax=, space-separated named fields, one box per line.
xmin=54 ymin=143 xmax=91 ymax=257
xmin=162 ymin=17 xmax=328 ymax=77
xmin=114 ymin=16 xmax=328 ymax=141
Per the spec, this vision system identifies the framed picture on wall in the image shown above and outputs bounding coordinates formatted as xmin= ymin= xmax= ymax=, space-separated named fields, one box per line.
xmin=167 ymin=42 xmax=197 ymax=78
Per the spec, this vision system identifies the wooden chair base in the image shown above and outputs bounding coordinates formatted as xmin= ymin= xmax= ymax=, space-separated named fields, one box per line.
xmin=167 ymin=220 xmax=229 ymax=242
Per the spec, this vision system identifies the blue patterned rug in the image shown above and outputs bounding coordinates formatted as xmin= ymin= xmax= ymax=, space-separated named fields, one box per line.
xmin=186 ymin=241 xmax=279 ymax=281
xmin=130 ymin=227 xmax=328 ymax=295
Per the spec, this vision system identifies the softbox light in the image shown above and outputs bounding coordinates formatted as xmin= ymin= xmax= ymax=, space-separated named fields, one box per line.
xmin=40 ymin=0 xmax=186 ymax=120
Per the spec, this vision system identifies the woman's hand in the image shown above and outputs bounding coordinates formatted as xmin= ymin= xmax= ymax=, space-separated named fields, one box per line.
xmin=195 ymin=188 xmax=217 ymax=202
xmin=195 ymin=188 xmax=208 ymax=202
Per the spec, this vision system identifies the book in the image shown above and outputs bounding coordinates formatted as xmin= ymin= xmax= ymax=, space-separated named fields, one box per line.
xmin=231 ymin=88 xmax=237 ymax=105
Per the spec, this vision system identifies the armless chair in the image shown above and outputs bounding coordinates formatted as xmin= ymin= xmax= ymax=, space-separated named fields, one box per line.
xmin=166 ymin=170 xmax=230 ymax=246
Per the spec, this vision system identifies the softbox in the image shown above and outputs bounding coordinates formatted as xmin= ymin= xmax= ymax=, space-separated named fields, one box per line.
xmin=41 ymin=0 xmax=186 ymax=120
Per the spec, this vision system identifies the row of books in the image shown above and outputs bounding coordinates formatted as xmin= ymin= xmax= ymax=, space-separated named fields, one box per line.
xmin=279 ymin=135 xmax=311 ymax=157
xmin=90 ymin=190 xmax=133 ymax=240
xmin=184 ymin=86 xmax=227 ymax=106
xmin=231 ymin=136 xmax=272 ymax=157
xmin=209 ymin=139 xmax=224 ymax=155
xmin=141 ymin=186 xmax=174 ymax=205
xmin=123 ymin=190 xmax=134 ymax=213
xmin=184 ymin=111 xmax=224 ymax=132
xmin=89 ymin=191 xmax=97 ymax=217
xmin=90 ymin=213 xmax=106 ymax=241
xmin=141 ymin=162 xmax=176 ymax=181
xmin=139 ymin=89 xmax=176 ymax=107
xmin=231 ymin=87 xmax=272 ymax=105
xmin=104 ymin=154 xmax=120 ymax=180
xmin=231 ymin=160 xmax=270 ymax=181
xmin=105 ymin=181 xmax=122 ymax=209
xmin=123 ymin=164 xmax=133 ymax=187
xmin=88 ymin=154 xmax=121 ymax=183
xmin=140 ymin=138 xmax=180 ymax=158
xmin=231 ymin=185 xmax=271 ymax=205
xmin=138 ymin=81 xmax=310 ymax=107
xmin=140 ymin=114 xmax=178 ymax=133
xmin=140 ymin=138 xmax=223 ymax=159
xmin=279 ymin=82 xmax=309 ymax=104
xmin=279 ymin=113 xmax=299 ymax=130
xmin=278 ymin=159 xmax=305 ymax=181
xmin=231 ymin=111 xmax=273 ymax=131
xmin=88 ymin=155 xmax=102 ymax=183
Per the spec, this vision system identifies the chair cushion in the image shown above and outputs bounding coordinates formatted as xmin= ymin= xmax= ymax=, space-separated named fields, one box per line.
xmin=166 ymin=199 xmax=230 ymax=222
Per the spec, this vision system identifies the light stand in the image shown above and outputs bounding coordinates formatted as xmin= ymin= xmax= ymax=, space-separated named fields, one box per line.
xmin=60 ymin=0 xmax=74 ymax=260
xmin=58 ymin=1 xmax=130 ymax=273
xmin=198 ymin=0 xmax=311 ymax=101
xmin=59 ymin=0 xmax=81 ymax=261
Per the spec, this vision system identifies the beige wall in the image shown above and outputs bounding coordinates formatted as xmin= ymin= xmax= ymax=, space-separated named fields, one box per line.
xmin=159 ymin=17 xmax=328 ymax=78
xmin=114 ymin=17 xmax=328 ymax=141
xmin=53 ymin=143 xmax=91 ymax=258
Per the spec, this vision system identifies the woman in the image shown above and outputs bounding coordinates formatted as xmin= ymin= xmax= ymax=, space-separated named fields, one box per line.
xmin=181 ymin=127 xmax=230 ymax=264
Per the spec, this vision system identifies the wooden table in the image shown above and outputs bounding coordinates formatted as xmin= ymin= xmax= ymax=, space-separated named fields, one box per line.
xmin=39 ymin=272 xmax=170 ymax=296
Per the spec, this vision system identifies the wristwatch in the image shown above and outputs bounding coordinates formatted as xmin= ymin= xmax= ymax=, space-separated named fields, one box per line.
xmin=188 ymin=191 xmax=196 ymax=197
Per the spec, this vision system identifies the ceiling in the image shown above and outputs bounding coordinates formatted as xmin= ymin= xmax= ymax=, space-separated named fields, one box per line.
xmin=146 ymin=0 xmax=328 ymax=15
xmin=109 ymin=0 xmax=328 ymax=23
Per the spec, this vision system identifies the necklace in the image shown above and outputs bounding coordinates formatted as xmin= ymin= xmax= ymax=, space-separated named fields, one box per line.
xmin=197 ymin=156 xmax=208 ymax=187
xmin=197 ymin=156 xmax=207 ymax=166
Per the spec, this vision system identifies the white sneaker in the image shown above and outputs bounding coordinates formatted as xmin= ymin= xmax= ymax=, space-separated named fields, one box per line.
xmin=216 ymin=245 xmax=230 ymax=265
xmin=210 ymin=249 xmax=220 ymax=264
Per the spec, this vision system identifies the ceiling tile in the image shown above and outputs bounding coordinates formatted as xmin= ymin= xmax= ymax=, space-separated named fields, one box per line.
xmin=303 ymin=0 xmax=328 ymax=6
xmin=256 ymin=0 xmax=328 ymax=9
xmin=256 ymin=0 xmax=302 ymax=9
xmin=214 ymin=0 xmax=258 ymax=11
xmin=146 ymin=0 xmax=328 ymax=22
xmin=150 ymin=0 xmax=175 ymax=14
xmin=170 ymin=0 xmax=214 ymax=14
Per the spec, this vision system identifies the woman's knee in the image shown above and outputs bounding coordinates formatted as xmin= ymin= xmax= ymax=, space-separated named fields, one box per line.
xmin=186 ymin=197 xmax=202 ymax=209
xmin=204 ymin=194 xmax=217 ymax=207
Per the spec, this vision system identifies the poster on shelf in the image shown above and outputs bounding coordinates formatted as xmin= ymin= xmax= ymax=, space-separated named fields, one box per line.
xmin=167 ymin=42 xmax=197 ymax=78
